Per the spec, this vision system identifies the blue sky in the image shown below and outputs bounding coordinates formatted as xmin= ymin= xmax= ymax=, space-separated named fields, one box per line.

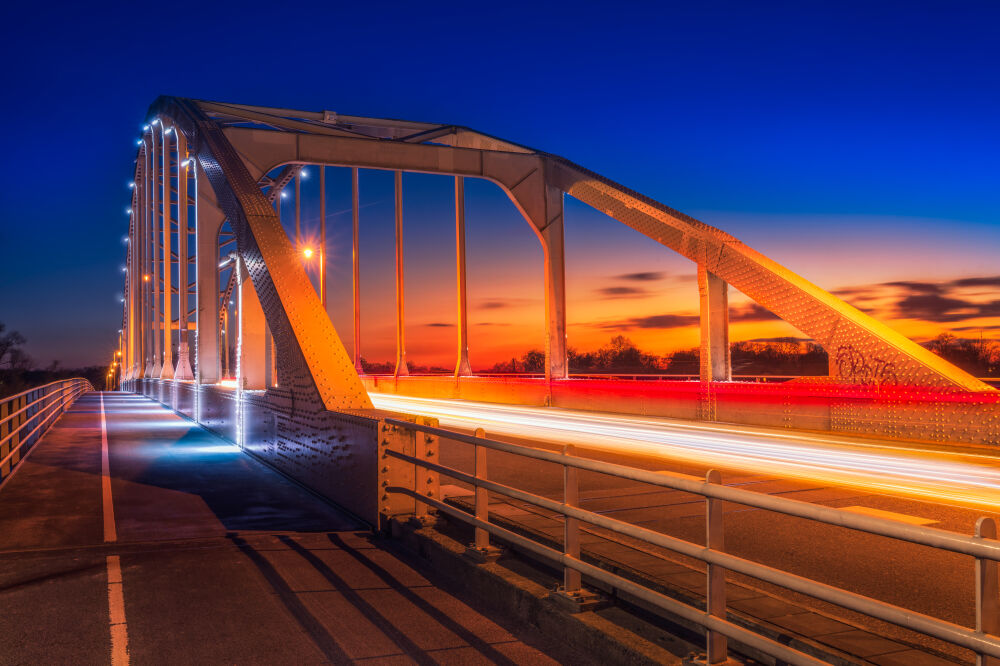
xmin=1 ymin=1 xmax=997 ymax=366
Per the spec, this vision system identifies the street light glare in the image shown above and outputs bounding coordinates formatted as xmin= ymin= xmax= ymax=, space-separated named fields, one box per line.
xmin=280 ymin=190 xmax=289 ymax=199
xmin=303 ymin=247 xmax=314 ymax=259
xmin=300 ymin=168 xmax=308 ymax=179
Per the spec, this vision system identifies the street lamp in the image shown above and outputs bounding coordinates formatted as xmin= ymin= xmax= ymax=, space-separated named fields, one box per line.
xmin=301 ymin=247 xmax=325 ymax=306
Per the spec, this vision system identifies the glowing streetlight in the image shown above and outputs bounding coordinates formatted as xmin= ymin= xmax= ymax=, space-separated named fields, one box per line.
xmin=302 ymin=247 xmax=314 ymax=259
xmin=144 ymin=274 xmax=150 ymax=282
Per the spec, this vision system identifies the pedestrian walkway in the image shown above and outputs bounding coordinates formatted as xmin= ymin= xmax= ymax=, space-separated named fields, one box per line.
xmin=0 ymin=392 xmax=576 ymax=665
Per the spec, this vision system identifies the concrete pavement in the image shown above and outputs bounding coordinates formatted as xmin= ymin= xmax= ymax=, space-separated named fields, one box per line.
xmin=0 ymin=392 xmax=582 ymax=665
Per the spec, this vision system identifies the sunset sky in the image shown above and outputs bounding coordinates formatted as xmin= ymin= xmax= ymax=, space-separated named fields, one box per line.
xmin=1 ymin=2 xmax=997 ymax=368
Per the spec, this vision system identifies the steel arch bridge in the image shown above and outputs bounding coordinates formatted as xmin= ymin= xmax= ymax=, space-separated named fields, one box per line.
xmin=114 ymin=97 xmax=999 ymax=517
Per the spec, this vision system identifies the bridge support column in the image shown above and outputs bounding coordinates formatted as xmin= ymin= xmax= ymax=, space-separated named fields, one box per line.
xmin=239 ymin=263 xmax=267 ymax=390
xmin=394 ymin=170 xmax=409 ymax=377
xmin=698 ymin=265 xmax=730 ymax=420
xmin=175 ymin=134 xmax=194 ymax=381
xmin=160 ymin=126 xmax=175 ymax=379
xmin=196 ymin=174 xmax=223 ymax=385
xmin=454 ymin=177 xmax=472 ymax=377
xmin=540 ymin=185 xmax=567 ymax=382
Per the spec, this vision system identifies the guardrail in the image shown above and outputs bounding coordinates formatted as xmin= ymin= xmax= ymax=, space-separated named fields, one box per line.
xmin=0 ymin=379 xmax=93 ymax=483
xmin=382 ymin=417 xmax=1000 ymax=666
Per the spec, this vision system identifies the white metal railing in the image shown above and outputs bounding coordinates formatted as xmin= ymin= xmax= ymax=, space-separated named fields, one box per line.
xmin=0 ymin=379 xmax=93 ymax=481
xmin=383 ymin=417 xmax=1000 ymax=666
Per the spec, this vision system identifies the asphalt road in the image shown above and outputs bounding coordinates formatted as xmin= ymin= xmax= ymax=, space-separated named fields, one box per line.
xmin=0 ymin=393 xmax=583 ymax=665
xmin=370 ymin=392 xmax=998 ymax=652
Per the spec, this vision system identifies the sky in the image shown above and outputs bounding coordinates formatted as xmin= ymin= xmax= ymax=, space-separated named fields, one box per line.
xmin=1 ymin=1 xmax=998 ymax=369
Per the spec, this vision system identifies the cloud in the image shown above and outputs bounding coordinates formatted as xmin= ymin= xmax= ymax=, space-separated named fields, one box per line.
xmin=729 ymin=303 xmax=779 ymax=322
xmin=614 ymin=271 xmax=666 ymax=282
xmin=883 ymin=281 xmax=942 ymax=294
xmin=952 ymin=276 xmax=1000 ymax=288
xmin=479 ymin=300 xmax=510 ymax=310
xmin=596 ymin=286 xmax=650 ymax=298
xmin=424 ymin=322 xmax=453 ymax=328
xmin=600 ymin=313 xmax=699 ymax=330
xmin=474 ymin=322 xmax=511 ymax=327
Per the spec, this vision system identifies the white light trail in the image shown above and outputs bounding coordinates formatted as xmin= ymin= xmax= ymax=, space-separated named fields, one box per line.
xmin=369 ymin=392 xmax=1000 ymax=510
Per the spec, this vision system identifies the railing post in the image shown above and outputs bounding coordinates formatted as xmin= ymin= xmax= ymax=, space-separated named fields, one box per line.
xmin=563 ymin=442 xmax=582 ymax=593
xmin=473 ymin=427 xmax=489 ymax=549
xmin=977 ymin=517 xmax=1000 ymax=666
xmin=706 ymin=469 xmax=728 ymax=663
xmin=465 ymin=427 xmax=501 ymax=563
xmin=548 ymin=443 xmax=602 ymax=612
xmin=378 ymin=421 xmax=416 ymax=529
xmin=413 ymin=417 xmax=439 ymax=524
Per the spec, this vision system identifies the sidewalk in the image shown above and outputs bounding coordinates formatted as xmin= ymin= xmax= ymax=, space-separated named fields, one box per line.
xmin=0 ymin=392 xmax=580 ymax=665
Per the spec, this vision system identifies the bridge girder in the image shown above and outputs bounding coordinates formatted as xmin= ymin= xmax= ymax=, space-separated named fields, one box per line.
xmin=121 ymin=95 xmax=991 ymax=428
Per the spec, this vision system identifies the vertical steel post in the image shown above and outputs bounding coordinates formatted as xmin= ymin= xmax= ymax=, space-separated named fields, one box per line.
xmin=563 ymin=443 xmax=581 ymax=592
xmin=454 ymin=177 xmax=472 ymax=377
xmin=175 ymin=134 xmax=194 ymax=380
xmin=160 ymin=126 xmax=174 ymax=379
xmin=698 ymin=266 xmax=731 ymax=383
xmin=352 ymin=167 xmax=361 ymax=372
xmin=294 ymin=171 xmax=301 ymax=245
xmin=473 ymin=427 xmax=489 ymax=549
xmin=394 ymin=170 xmax=409 ymax=377
xmin=319 ymin=166 xmax=327 ymax=308
xmin=977 ymin=517 xmax=1000 ymax=666
xmin=705 ymin=468 xmax=728 ymax=663
xmin=151 ymin=125 xmax=162 ymax=377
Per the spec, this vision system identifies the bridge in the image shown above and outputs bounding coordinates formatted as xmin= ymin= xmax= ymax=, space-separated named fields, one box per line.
xmin=4 ymin=98 xmax=1000 ymax=665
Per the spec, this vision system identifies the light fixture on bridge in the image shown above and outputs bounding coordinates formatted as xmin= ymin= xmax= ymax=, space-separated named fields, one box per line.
xmin=302 ymin=247 xmax=314 ymax=259
xmin=151 ymin=119 xmax=159 ymax=126
xmin=121 ymin=266 xmax=127 ymax=272
xmin=136 ymin=139 xmax=143 ymax=146
xmin=300 ymin=168 xmax=308 ymax=179
xmin=126 ymin=207 xmax=132 ymax=215
xmin=128 ymin=181 xmax=135 ymax=189
xmin=143 ymin=274 xmax=150 ymax=282
xmin=142 ymin=124 xmax=150 ymax=131
xmin=280 ymin=190 xmax=289 ymax=199
xmin=181 ymin=159 xmax=192 ymax=167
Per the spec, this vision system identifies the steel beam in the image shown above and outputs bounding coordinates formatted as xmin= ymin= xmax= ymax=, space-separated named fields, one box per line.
xmin=394 ymin=170 xmax=409 ymax=377
xmin=454 ymin=177 xmax=472 ymax=377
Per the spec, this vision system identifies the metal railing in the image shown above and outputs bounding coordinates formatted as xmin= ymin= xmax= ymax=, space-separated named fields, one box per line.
xmin=383 ymin=417 xmax=1000 ymax=666
xmin=0 ymin=379 xmax=93 ymax=483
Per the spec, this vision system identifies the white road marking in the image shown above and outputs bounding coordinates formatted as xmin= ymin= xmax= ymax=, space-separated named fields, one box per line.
xmin=99 ymin=393 xmax=128 ymax=665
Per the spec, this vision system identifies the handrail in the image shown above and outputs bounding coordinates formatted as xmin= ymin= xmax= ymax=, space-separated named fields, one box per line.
xmin=385 ymin=417 xmax=1000 ymax=561
xmin=0 ymin=378 xmax=93 ymax=481
xmin=383 ymin=416 xmax=1000 ymax=665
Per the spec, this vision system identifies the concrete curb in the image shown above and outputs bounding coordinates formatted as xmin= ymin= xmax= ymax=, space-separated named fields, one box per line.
xmin=384 ymin=518 xmax=692 ymax=665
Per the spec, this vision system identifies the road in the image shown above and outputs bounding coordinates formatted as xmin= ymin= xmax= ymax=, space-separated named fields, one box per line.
xmin=370 ymin=393 xmax=1000 ymax=511
xmin=371 ymin=391 xmax=998 ymax=661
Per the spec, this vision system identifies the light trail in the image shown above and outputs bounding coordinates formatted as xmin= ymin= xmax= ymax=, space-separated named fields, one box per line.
xmin=369 ymin=392 xmax=1000 ymax=510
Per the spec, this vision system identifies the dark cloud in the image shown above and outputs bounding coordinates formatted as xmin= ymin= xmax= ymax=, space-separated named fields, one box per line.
xmin=614 ymin=271 xmax=665 ymax=282
xmin=614 ymin=314 xmax=700 ymax=330
xmin=896 ymin=293 xmax=982 ymax=322
xmin=424 ymin=322 xmax=452 ymax=328
xmin=729 ymin=303 xmax=779 ymax=322
xmin=474 ymin=322 xmax=511 ymax=327
xmin=479 ymin=300 xmax=510 ymax=310
xmin=952 ymin=276 xmax=1000 ymax=288
xmin=884 ymin=280 xmax=942 ymax=294
xmin=596 ymin=286 xmax=649 ymax=298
